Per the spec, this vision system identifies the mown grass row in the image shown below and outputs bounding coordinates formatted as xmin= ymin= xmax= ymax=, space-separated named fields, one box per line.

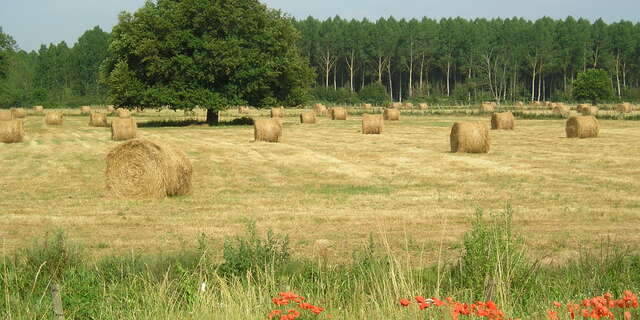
xmin=2 ymin=206 xmax=639 ymax=319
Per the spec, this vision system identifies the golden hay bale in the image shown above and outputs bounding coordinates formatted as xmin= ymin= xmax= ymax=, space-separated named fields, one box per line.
xmin=391 ymin=102 xmax=403 ymax=109
xmin=271 ymin=107 xmax=284 ymax=118
xmin=107 ymin=105 xmax=115 ymax=113
xmin=418 ymin=103 xmax=429 ymax=110
xmin=238 ymin=106 xmax=249 ymax=114
xmin=550 ymin=103 xmax=558 ymax=108
xmin=45 ymin=112 xmax=64 ymax=125
xmin=491 ymin=112 xmax=515 ymax=130
xmin=300 ymin=111 xmax=316 ymax=124
xmin=383 ymin=108 xmax=400 ymax=121
xmin=331 ymin=107 xmax=347 ymax=120
xmin=480 ymin=103 xmax=496 ymax=113
xmin=111 ymin=117 xmax=137 ymax=141
xmin=576 ymin=104 xmax=590 ymax=113
xmin=34 ymin=106 xmax=44 ymax=113
xmin=11 ymin=108 xmax=26 ymax=119
xmin=362 ymin=114 xmax=383 ymax=134
xmin=516 ymin=101 xmax=524 ymax=107
xmin=117 ymin=108 xmax=131 ymax=118
xmin=553 ymin=105 xmax=570 ymax=116
xmin=532 ymin=101 xmax=542 ymax=106
xmin=363 ymin=103 xmax=373 ymax=110
xmin=450 ymin=122 xmax=490 ymax=153
xmin=0 ymin=119 xmax=24 ymax=143
xmin=616 ymin=103 xmax=632 ymax=113
xmin=313 ymin=103 xmax=327 ymax=116
xmin=581 ymin=106 xmax=599 ymax=116
xmin=106 ymin=139 xmax=193 ymax=199
xmin=80 ymin=106 xmax=91 ymax=115
xmin=566 ymin=116 xmax=599 ymax=139
xmin=254 ymin=118 xmax=282 ymax=142
xmin=403 ymin=102 xmax=414 ymax=109
xmin=89 ymin=113 xmax=109 ymax=127
xmin=0 ymin=109 xmax=13 ymax=121
xmin=544 ymin=101 xmax=553 ymax=107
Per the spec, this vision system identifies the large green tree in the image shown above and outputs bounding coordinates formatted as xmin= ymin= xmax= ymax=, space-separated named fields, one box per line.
xmin=0 ymin=27 xmax=17 ymax=80
xmin=573 ymin=69 xmax=613 ymax=105
xmin=102 ymin=0 xmax=313 ymax=124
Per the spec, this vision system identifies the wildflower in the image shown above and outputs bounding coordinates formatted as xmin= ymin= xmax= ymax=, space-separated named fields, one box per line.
xmin=268 ymin=310 xmax=282 ymax=319
xmin=400 ymin=298 xmax=411 ymax=307
xmin=553 ymin=301 xmax=562 ymax=308
xmin=432 ymin=297 xmax=445 ymax=307
xmin=547 ymin=310 xmax=559 ymax=320
xmin=624 ymin=311 xmax=631 ymax=320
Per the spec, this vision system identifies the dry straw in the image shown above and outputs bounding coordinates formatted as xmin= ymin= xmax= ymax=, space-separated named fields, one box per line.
xmin=238 ymin=106 xmax=249 ymax=114
xmin=111 ymin=117 xmax=137 ymax=141
xmin=566 ymin=116 xmax=599 ymax=139
xmin=553 ymin=104 xmax=570 ymax=116
xmin=300 ymin=111 xmax=316 ymax=124
xmin=254 ymin=118 xmax=282 ymax=142
xmin=89 ymin=113 xmax=109 ymax=127
xmin=491 ymin=112 xmax=515 ymax=130
xmin=80 ymin=106 xmax=91 ymax=115
xmin=383 ymin=108 xmax=400 ymax=121
xmin=34 ymin=106 xmax=44 ymax=113
xmin=331 ymin=107 xmax=347 ymax=120
xmin=271 ymin=107 xmax=284 ymax=118
xmin=117 ymin=108 xmax=132 ymax=118
xmin=391 ymin=102 xmax=402 ymax=109
xmin=313 ymin=103 xmax=327 ymax=116
xmin=576 ymin=104 xmax=590 ymax=113
xmin=403 ymin=102 xmax=413 ymax=109
xmin=106 ymin=139 xmax=193 ymax=199
xmin=419 ymin=103 xmax=429 ymax=110
xmin=616 ymin=103 xmax=632 ymax=113
xmin=362 ymin=114 xmax=383 ymax=134
xmin=107 ymin=105 xmax=115 ymax=113
xmin=532 ymin=101 xmax=542 ymax=106
xmin=11 ymin=108 xmax=26 ymax=119
xmin=363 ymin=103 xmax=373 ymax=110
xmin=516 ymin=101 xmax=524 ymax=107
xmin=480 ymin=102 xmax=496 ymax=113
xmin=581 ymin=106 xmax=599 ymax=116
xmin=45 ymin=112 xmax=64 ymax=125
xmin=0 ymin=119 xmax=24 ymax=143
xmin=0 ymin=110 xmax=13 ymax=121
xmin=450 ymin=122 xmax=490 ymax=153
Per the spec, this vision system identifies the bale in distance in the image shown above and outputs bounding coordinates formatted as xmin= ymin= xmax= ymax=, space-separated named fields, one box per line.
xmin=553 ymin=105 xmax=570 ymax=116
xmin=418 ymin=103 xmax=429 ymax=110
xmin=532 ymin=101 xmax=542 ymax=107
xmin=106 ymin=139 xmax=193 ymax=199
xmin=516 ymin=101 xmax=524 ymax=107
xmin=403 ymin=102 xmax=414 ymax=109
xmin=254 ymin=118 xmax=282 ymax=142
xmin=300 ymin=111 xmax=316 ymax=124
xmin=313 ymin=104 xmax=327 ymax=116
xmin=238 ymin=106 xmax=249 ymax=114
xmin=111 ymin=117 xmax=137 ymax=141
xmin=45 ymin=111 xmax=64 ymax=125
xmin=391 ymin=102 xmax=402 ymax=109
xmin=89 ymin=113 xmax=109 ymax=127
xmin=80 ymin=106 xmax=91 ymax=115
xmin=616 ymin=103 xmax=632 ymax=113
xmin=117 ymin=108 xmax=132 ymax=118
xmin=362 ymin=114 xmax=383 ymax=134
xmin=0 ymin=110 xmax=13 ymax=121
xmin=383 ymin=108 xmax=400 ymax=121
xmin=576 ymin=104 xmax=591 ymax=113
xmin=581 ymin=106 xmax=599 ymax=116
xmin=11 ymin=108 xmax=26 ymax=119
xmin=331 ymin=107 xmax=347 ymax=120
xmin=566 ymin=116 xmax=599 ymax=139
xmin=480 ymin=102 xmax=496 ymax=113
xmin=450 ymin=122 xmax=490 ymax=153
xmin=491 ymin=112 xmax=515 ymax=130
xmin=0 ymin=119 xmax=24 ymax=143
xmin=107 ymin=105 xmax=115 ymax=113
xmin=271 ymin=107 xmax=284 ymax=118
xmin=34 ymin=106 xmax=44 ymax=113
xmin=362 ymin=103 xmax=373 ymax=110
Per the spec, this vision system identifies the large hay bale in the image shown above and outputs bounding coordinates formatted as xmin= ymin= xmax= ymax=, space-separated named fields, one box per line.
xmin=106 ymin=139 xmax=193 ymax=199
xmin=0 ymin=119 xmax=24 ymax=143
xmin=532 ymin=101 xmax=542 ymax=106
xmin=544 ymin=101 xmax=552 ymax=107
xmin=314 ymin=103 xmax=327 ymax=116
xmin=581 ymin=106 xmax=599 ymax=116
xmin=11 ymin=108 xmax=26 ymax=119
xmin=576 ymin=104 xmax=590 ymax=113
xmin=45 ymin=112 xmax=64 ymax=125
xmin=34 ymin=106 xmax=44 ymax=113
xmin=383 ymin=108 xmax=400 ymax=121
xmin=80 ymin=106 xmax=91 ymax=115
xmin=254 ymin=118 xmax=282 ymax=142
xmin=450 ymin=122 xmax=490 ymax=153
xmin=491 ymin=112 xmax=515 ymax=130
xmin=480 ymin=102 xmax=496 ymax=113
xmin=271 ymin=107 xmax=284 ymax=118
xmin=516 ymin=101 xmax=524 ymax=107
xmin=117 ymin=108 xmax=131 ymax=118
xmin=418 ymin=103 xmax=429 ymax=110
xmin=362 ymin=103 xmax=373 ymax=110
xmin=300 ymin=111 xmax=316 ymax=124
xmin=566 ymin=116 xmax=599 ymax=139
xmin=362 ymin=114 xmax=383 ymax=134
xmin=391 ymin=102 xmax=402 ymax=109
xmin=111 ymin=117 xmax=137 ymax=141
xmin=553 ymin=104 xmax=570 ymax=116
xmin=107 ymin=105 xmax=115 ymax=113
xmin=616 ymin=103 xmax=632 ymax=113
xmin=403 ymin=102 xmax=414 ymax=109
xmin=0 ymin=109 xmax=13 ymax=121
xmin=238 ymin=106 xmax=249 ymax=114
xmin=89 ymin=113 xmax=109 ymax=127
xmin=331 ymin=107 xmax=347 ymax=120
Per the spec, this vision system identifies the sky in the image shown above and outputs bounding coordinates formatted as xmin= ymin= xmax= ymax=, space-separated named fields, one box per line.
xmin=1 ymin=0 xmax=639 ymax=52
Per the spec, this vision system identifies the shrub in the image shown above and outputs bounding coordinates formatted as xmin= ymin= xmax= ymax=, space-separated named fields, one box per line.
xmin=311 ymin=87 xmax=360 ymax=104
xmin=573 ymin=69 xmax=613 ymax=105
xmin=358 ymin=83 xmax=390 ymax=105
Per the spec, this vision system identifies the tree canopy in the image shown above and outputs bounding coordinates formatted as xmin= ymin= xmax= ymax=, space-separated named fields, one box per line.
xmin=101 ymin=0 xmax=314 ymax=124
xmin=573 ymin=69 xmax=613 ymax=105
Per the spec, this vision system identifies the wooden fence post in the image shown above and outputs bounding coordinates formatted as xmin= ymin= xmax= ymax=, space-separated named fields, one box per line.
xmin=50 ymin=283 xmax=65 ymax=320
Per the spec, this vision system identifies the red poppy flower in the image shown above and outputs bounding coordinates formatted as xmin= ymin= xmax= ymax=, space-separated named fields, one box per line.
xmin=400 ymin=298 xmax=411 ymax=307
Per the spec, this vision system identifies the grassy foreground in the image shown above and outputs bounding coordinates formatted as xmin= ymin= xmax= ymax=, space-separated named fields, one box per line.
xmin=2 ymin=206 xmax=639 ymax=319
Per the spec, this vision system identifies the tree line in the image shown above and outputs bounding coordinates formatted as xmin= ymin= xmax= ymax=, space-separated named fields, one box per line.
xmin=1 ymin=15 xmax=639 ymax=108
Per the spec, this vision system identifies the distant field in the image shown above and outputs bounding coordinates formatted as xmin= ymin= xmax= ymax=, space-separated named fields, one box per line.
xmin=1 ymin=106 xmax=639 ymax=263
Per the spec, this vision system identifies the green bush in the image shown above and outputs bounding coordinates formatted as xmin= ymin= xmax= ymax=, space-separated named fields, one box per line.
xmin=311 ymin=87 xmax=360 ymax=104
xmin=358 ymin=83 xmax=390 ymax=106
xmin=573 ymin=69 xmax=614 ymax=105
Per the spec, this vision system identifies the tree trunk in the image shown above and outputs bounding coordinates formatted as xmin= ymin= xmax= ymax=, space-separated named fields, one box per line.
xmin=530 ymin=61 xmax=537 ymax=101
xmin=446 ymin=59 xmax=451 ymax=96
xmin=408 ymin=41 xmax=414 ymax=98
xmin=537 ymin=68 xmax=542 ymax=102
xmin=419 ymin=53 xmax=425 ymax=92
xmin=615 ymin=54 xmax=621 ymax=97
xmin=206 ymin=109 xmax=219 ymax=126
xmin=388 ymin=58 xmax=393 ymax=100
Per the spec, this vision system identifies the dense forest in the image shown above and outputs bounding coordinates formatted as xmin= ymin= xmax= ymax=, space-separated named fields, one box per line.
xmin=1 ymin=16 xmax=639 ymax=108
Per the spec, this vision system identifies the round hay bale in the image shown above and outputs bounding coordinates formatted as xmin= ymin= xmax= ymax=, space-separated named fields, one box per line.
xmin=271 ymin=107 xmax=284 ymax=118
xmin=111 ymin=117 xmax=137 ymax=141
xmin=516 ymin=101 xmax=524 ymax=107
xmin=553 ymin=105 xmax=570 ymax=116
xmin=107 ymin=105 xmax=115 ymax=113
xmin=313 ymin=104 xmax=327 ymax=116
xmin=106 ymin=139 xmax=193 ymax=199
xmin=616 ymin=103 xmax=632 ymax=113
xmin=566 ymin=116 xmax=599 ymax=139
xmin=450 ymin=122 xmax=490 ymax=153
xmin=383 ymin=108 xmax=400 ymax=121
xmin=391 ymin=102 xmax=402 ymax=109
xmin=491 ymin=112 xmax=515 ymax=130
xmin=89 ymin=113 xmax=109 ymax=127
xmin=362 ymin=114 xmax=383 ymax=134
xmin=480 ymin=103 xmax=496 ymax=113
xmin=576 ymin=104 xmax=590 ymax=113
xmin=581 ymin=106 xmax=599 ymax=116
xmin=544 ymin=101 xmax=552 ymax=107
xmin=254 ymin=118 xmax=282 ymax=142
xmin=34 ymin=106 xmax=44 ymax=113
xmin=11 ymin=108 xmax=26 ymax=119
xmin=362 ymin=103 xmax=373 ymax=110
xmin=331 ymin=107 xmax=347 ymax=120
xmin=238 ymin=106 xmax=249 ymax=114
xmin=45 ymin=112 xmax=64 ymax=125
xmin=418 ymin=103 xmax=429 ymax=110
xmin=80 ymin=106 xmax=91 ymax=115
xmin=117 ymin=108 xmax=132 ymax=118
xmin=550 ymin=102 xmax=558 ymax=108
xmin=0 ymin=109 xmax=14 ymax=121
xmin=0 ymin=119 xmax=24 ymax=143
xmin=300 ymin=111 xmax=316 ymax=124
xmin=532 ymin=101 xmax=542 ymax=106
xmin=403 ymin=102 xmax=414 ymax=109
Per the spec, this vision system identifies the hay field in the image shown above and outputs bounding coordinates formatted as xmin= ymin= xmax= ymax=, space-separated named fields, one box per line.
xmin=1 ymin=107 xmax=639 ymax=263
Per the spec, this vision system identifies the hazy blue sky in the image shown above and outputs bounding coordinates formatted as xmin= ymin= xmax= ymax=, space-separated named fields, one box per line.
xmin=1 ymin=0 xmax=639 ymax=51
